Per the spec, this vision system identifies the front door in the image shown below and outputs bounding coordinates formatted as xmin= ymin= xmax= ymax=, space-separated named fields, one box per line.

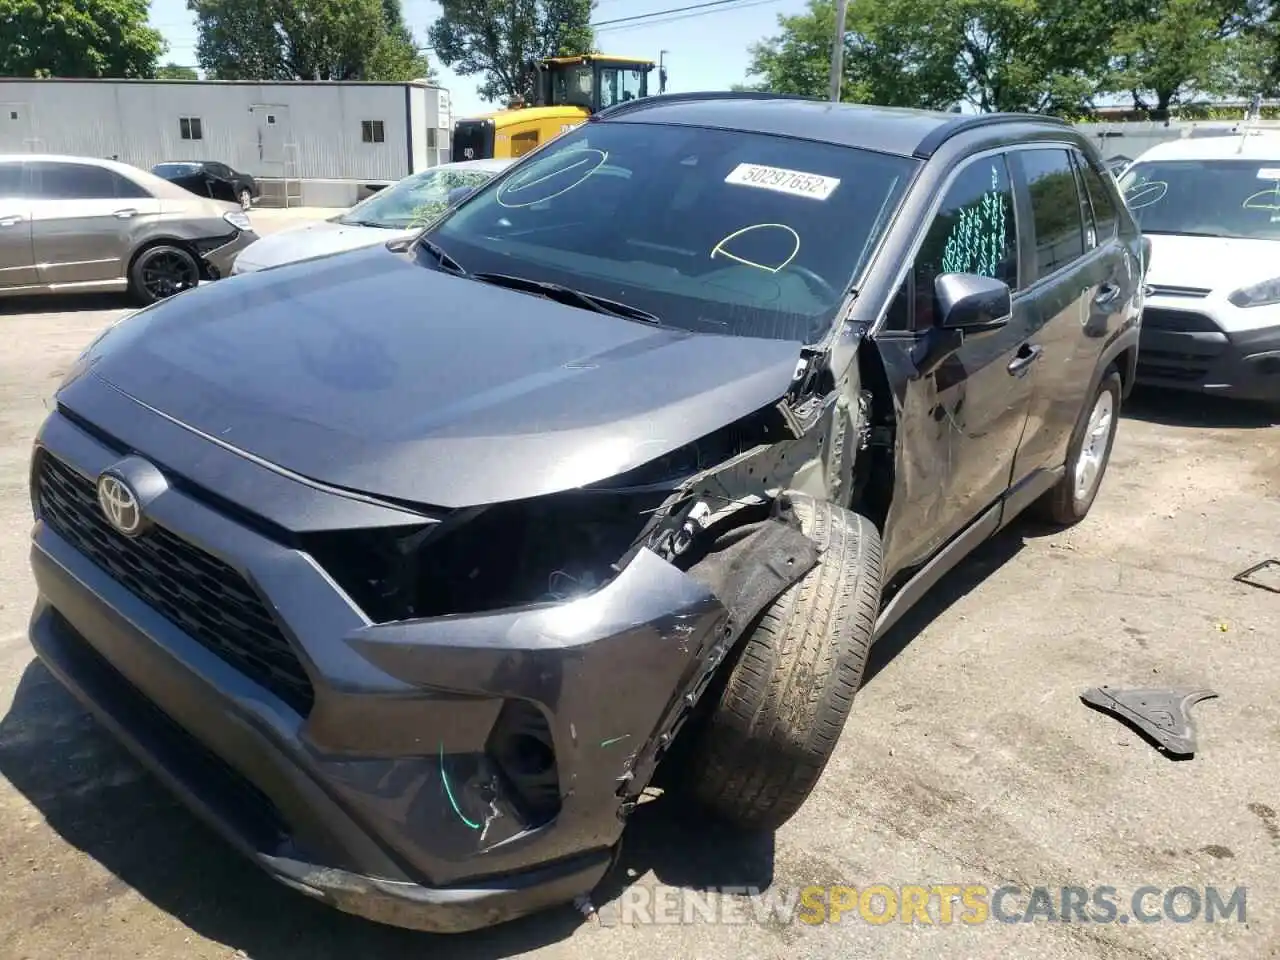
xmin=27 ymin=161 xmax=159 ymax=287
xmin=0 ymin=160 xmax=36 ymax=290
xmin=877 ymin=151 xmax=1039 ymax=574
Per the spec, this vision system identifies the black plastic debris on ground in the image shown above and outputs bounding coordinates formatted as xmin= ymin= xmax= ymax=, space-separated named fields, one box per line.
xmin=1234 ymin=559 xmax=1280 ymax=594
xmin=1081 ymin=686 xmax=1219 ymax=759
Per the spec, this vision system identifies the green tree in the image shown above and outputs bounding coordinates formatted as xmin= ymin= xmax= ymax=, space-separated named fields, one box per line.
xmin=1106 ymin=0 xmax=1265 ymax=115
xmin=427 ymin=0 xmax=595 ymax=102
xmin=189 ymin=0 xmax=430 ymax=81
xmin=0 ymin=0 xmax=165 ymax=77
xmin=157 ymin=61 xmax=198 ymax=79
xmin=746 ymin=0 xmax=1122 ymax=116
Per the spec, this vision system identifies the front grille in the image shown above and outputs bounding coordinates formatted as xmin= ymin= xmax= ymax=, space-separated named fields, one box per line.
xmin=1141 ymin=308 xmax=1222 ymax=333
xmin=1136 ymin=360 xmax=1208 ymax=382
xmin=36 ymin=452 xmax=315 ymax=715
xmin=1146 ymin=284 xmax=1211 ymax=299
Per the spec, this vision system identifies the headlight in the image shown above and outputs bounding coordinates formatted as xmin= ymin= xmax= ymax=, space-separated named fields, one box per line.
xmin=1228 ymin=277 xmax=1280 ymax=308
xmin=223 ymin=210 xmax=252 ymax=232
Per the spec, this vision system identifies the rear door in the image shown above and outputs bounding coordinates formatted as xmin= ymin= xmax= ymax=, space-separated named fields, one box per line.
xmin=0 ymin=160 xmax=37 ymax=290
xmin=28 ymin=161 xmax=158 ymax=286
xmin=1005 ymin=146 xmax=1096 ymax=480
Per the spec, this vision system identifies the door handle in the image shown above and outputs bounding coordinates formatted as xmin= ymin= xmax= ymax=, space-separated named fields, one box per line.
xmin=0 ymin=214 xmax=23 ymax=227
xmin=1007 ymin=343 xmax=1043 ymax=377
xmin=113 ymin=208 xmax=138 ymax=219
xmin=1095 ymin=282 xmax=1122 ymax=306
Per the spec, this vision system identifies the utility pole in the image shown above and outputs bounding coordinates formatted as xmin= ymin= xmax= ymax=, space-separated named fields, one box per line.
xmin=659 ymin=50 xmax=669 ymax=94
xmin=828 ymin=0 xmax=849 ymax=102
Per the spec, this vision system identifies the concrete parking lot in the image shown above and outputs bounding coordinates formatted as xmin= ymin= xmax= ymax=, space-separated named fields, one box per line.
xmin=1 ymin=247 xmax=1278 ymax=958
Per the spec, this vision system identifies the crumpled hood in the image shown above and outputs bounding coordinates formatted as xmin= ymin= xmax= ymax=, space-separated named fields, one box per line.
xmin=234 ymin=219 xmax=410 ymax=272
xmin=75 ymin=244 xmax=805 ymax=509
xmin=1146 ymin=233 xmax=1280 ymax=293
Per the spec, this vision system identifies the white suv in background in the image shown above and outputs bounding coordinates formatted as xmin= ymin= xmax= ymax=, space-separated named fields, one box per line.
xmin=1120 ymin=133 xmax=1280 ymax=403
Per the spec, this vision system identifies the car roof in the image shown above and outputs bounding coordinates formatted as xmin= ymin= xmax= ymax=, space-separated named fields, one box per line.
xmin=1132 ymin=132 xmax=1280 ymax=164
xmin=0 ymin=152 xmax=223 ymax=201
xmin=590 ymin=92 xmax=1071 ymax=159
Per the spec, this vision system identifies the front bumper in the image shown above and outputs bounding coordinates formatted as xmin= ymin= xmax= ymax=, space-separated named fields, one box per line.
xmin=1137 ymin=304 xmax=1280 ymax=401
xmin=26 ymin=400 xmax=732 ymax=932
xmin=200 ymin=229 xmax=258 ymax=279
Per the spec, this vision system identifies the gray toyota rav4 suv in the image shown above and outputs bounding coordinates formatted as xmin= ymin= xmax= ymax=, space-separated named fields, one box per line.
xmin=27 ymin=94 xmax=1145 ymax=933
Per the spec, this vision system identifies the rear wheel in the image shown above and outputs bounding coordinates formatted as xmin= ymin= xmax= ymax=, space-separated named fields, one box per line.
xmin=129 ymin=244 xmax=199 ymax=305
xmin=1036 ymin=366 xmax=1122 ymax=525
xmin=683 ymin=493 xmax=883 ymax=832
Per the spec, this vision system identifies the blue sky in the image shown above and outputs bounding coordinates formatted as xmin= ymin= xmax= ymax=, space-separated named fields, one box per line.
xmin=145 ymin=0 xmax=811 ymax=117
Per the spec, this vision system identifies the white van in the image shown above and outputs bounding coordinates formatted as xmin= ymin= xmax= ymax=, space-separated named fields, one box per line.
xmin=1119 ymin=132 xmax=1280 ymax=402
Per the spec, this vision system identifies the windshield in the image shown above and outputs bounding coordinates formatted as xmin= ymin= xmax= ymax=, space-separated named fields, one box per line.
xmin=153 ymin=163 xmax=201 ymax=177
xmin=1119 ymin=159 xmax=1280 ymax=241
xmin=336 ymin=166 xmax=498 ymax=229
xmin=424 ymin=122 xmax=917 ymax=344
xmin=552 ymin=64 xmax=593 ymax=109
xmin=598 ymin=66 xmax=646 ymax=108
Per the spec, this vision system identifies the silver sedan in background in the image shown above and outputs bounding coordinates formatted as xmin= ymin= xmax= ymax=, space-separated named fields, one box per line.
xmin=231 ymin=157 xmax=513 ymax=274
xmin=0 ymin=154 xmax=257 ymax=304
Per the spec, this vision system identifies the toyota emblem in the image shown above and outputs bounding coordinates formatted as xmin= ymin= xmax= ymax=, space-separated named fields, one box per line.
xmin=97 ymin=474 xmax=144 ymax=537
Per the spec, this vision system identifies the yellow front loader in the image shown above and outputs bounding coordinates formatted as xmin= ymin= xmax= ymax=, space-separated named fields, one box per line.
xmin=450 ymin=54 xmax=663 ymax=162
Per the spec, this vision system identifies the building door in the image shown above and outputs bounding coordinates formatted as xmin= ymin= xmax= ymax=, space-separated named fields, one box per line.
xmin=250 ymin=104 xmax=289 ymax=171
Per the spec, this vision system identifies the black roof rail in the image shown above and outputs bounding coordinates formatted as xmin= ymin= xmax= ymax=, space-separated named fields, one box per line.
xmin=591 ymin=89 xmax=822 ymax=122
xmin=912 ymin=112 xmax=1072 ymax=158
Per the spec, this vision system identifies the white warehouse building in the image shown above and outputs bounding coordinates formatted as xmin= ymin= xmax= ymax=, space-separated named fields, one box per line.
xmin=0 ymin=78 xmax=455 ymax=206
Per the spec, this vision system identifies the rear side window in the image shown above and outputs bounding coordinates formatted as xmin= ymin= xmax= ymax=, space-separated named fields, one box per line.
xmin=912 ymin=154 xmax=1018 ymax=328
xmin=1021 ymin=148 xmax=1086 ymax=277
xmin=0 ymin=162 xmax=21 ymax=197
xmin=29 ymin=162 xmax=150 ymax=200
xmin=1075 ymin=151 xmax=1119 ymax=243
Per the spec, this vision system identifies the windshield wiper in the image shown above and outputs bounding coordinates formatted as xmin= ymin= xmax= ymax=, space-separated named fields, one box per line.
xmin=340 ymin=218 xmax=389 ymax=229
xmin=417 ymin=237 xmax=467 ymax=276
xmin=469 ymin=272 xmax=662 ymax=325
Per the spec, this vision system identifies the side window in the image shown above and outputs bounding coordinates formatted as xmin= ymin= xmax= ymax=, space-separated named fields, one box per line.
xmin=1020 ymin=148 xmax=1086 ymax=277
xmin=0 ymin=162 xmax=21 ymax=198
xmin=29 ymin=162 xmax=117 ymax=200
xmin=913 ymin=154 xmax=1018 ymax=329
xmin=1075 ymin=151 xmax=1119 ymax=243
xmin=881 ymin=278 xmax=911 ymax=332
xmin=111 ymin=172 xmax=152 ymax=199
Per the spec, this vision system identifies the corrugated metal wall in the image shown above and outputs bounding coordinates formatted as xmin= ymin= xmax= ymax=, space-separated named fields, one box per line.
xmin=0 ymin=80 xmax=451 ymax=182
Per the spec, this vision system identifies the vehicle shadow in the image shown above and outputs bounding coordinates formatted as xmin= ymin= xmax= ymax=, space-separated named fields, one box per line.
xmin=0 ymin=658 xmax=770 ymax=957
xmin=1121 ymin=385 xmax=1279 ymax=428
xmin=0 ymin=293 xmax=134 ymax=316
xmin=863 ymin=526 xmax=1028 ymax=685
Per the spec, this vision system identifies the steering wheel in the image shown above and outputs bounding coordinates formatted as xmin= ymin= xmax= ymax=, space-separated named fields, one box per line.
xmin=783 ymin=264 xmax=840 ymax=302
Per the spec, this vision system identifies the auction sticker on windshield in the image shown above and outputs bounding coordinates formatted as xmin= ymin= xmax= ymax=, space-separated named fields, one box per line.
xmin=725 ymin=163 xmax=841 ymax=201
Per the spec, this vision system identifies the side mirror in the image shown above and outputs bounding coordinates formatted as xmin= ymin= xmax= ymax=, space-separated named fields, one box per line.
xmin=446 ymin=184 xmax=474 ymax=207
xmin=911 ymin=273 xmax=1012 ymax=379
xmin=936 ymin=273 xmax=1012 ymax=332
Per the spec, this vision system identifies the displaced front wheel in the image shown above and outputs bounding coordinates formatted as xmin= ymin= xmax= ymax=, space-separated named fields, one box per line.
xmin=684 ymin=494 xmax=884 ymax=832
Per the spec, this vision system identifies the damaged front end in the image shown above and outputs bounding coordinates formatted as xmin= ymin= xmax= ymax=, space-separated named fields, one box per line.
xmin=302 ymin=352 xmax=870 ymax=859
xmin=27 ymin=334 xmax=880 ymax=930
